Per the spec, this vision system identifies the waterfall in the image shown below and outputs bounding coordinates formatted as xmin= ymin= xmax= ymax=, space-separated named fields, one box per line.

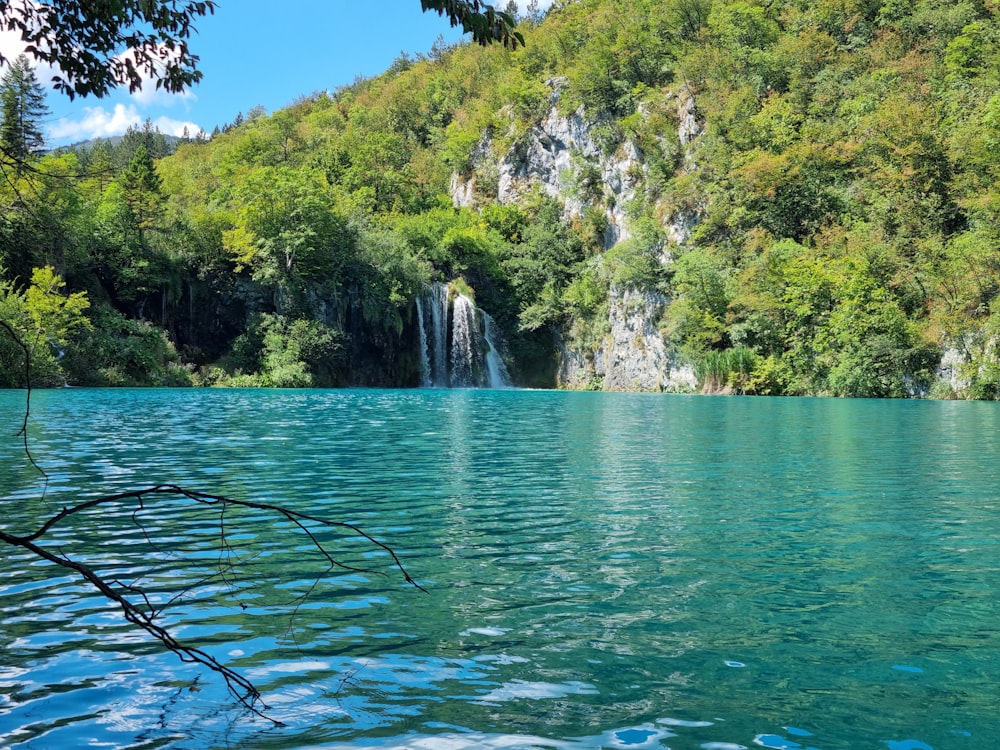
xmin=415 ymin=295 xmax=432 ymax=388
xmin=449 ymin=293 xmax=477 ymax=387
xmin=431 ymin=281 xmax=448 ymax=387
xmin=483 ymin=311 xmax=512 ymax=388
xmin=414 ymin=282 xmax=513 ymax=389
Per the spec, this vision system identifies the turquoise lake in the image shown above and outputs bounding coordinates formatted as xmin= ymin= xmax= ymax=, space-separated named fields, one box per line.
xmin=0 ymin=388 xmax=997 ymax=749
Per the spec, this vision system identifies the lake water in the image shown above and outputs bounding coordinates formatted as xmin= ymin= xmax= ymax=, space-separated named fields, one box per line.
xmin=0 ymin=388 xmax=997 ymax=749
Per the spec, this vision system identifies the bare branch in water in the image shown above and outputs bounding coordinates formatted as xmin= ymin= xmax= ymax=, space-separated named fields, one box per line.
xmin=0 ymin=323 xmax=425 ymax=723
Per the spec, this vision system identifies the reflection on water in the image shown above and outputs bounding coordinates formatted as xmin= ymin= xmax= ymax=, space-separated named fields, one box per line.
xmin=1 ymin=389 xmax=998 ymax=749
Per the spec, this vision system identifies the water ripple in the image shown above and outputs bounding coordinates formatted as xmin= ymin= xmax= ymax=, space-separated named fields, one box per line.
xmin=1 ymin=389 xmax=998 ymax=748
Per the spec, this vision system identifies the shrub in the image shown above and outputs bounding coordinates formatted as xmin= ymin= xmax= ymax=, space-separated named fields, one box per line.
xmin=696 ymin=346 xmax=757 ymax=394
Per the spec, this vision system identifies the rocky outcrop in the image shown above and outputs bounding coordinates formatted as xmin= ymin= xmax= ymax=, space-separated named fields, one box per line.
xmin=452 ymin=78 xmax=645 ymax=248
xmin=936 ymin=343 xmax=970 ymax=395
xmin=602 ymin=286 xmax=695 ymax=391
xmin=450 ymin=82 xmax=709 ymax=392
xmin=558 ymin=285 xmax=696 ymax=393
xmin=449 ymin=172 xmax=476 ymax=209
xmin=676 ymin=89 xmax=704 ymax=147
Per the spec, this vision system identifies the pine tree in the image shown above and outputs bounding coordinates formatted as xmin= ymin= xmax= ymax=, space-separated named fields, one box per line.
xmin=0 ymin=54 xmax=49 ymax=170
xmin=119 ymin=143 xmax=163 ymax=235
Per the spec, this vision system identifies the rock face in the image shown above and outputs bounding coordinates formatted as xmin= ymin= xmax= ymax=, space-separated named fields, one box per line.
xmin=454 ymin=79 xmax=644 ymax=247
xmin=936 ymin=344 xmax=969 ymax=394
xmin=602 ymin=286 xmax=695 ymax=391
xmin=557 ymin=285 xmax=696 ymax=392
xmin=450 ymin=81 xmax=708 ymax=392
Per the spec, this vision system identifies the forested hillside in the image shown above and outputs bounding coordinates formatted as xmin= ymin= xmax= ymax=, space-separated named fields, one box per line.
xmin=3 ymin=0 xmax=1000 ymax=397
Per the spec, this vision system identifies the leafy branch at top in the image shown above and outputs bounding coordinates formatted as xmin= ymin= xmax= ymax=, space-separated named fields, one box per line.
xmin=0 ymin=0 xmax=218 ymax=99
xmin=421 ymin=1 xmax=524 ymax=49
xmin=0 ymin=1 xmax=521 ymax=103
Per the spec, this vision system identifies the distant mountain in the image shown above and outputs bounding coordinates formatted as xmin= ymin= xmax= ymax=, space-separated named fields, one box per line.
xmin=55 ymin=133 xmax=182 ymax=153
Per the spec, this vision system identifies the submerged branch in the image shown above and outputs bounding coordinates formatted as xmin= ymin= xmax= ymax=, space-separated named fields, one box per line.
xmin=1 ymin=321 xmax=425 ymax=722
xmin=0 ymin=484 xmax=425 ymax=721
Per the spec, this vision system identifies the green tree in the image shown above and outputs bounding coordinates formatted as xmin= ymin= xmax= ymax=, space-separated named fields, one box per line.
xmin=118 ymin=144 xmax=164 ymax=236
xmin=0 ymin=265 xmax=90 ymax=386
xmin=0 ymin=54 xmax=48 ymax=171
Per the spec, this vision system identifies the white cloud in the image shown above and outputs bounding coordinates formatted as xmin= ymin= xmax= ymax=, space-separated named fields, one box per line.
xmin=131 ymin=81 xmax=196 ymax=107
xmin=150 ymin=114 xmax=204 ymax=138
xmin=48 ymin=102 xmax=203 ymax=145
xmin=48 ymin=103 xmax=141 ymax=142
xmin=0 ymin=26 xmax=61 ymax=87
xmin=512 ymin=0 xmax=555 ymax=13
xmin=0 ymin=27 xmax=25 ymax=62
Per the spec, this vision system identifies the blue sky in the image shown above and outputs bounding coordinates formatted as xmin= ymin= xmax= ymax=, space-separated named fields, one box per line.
xmin=0 ymin=1 xmax=548 ymax=148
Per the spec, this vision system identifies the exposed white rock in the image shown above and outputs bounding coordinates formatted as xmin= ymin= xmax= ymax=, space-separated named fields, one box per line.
xmin=677 ymin=89 xmax=704 ymax=146
xmin=556 ymin=337 xmax=603 ymax=390
xmin=666 ymin=208 xmax=700 ymax=248
xmin=496 ymin=92 xmax=597 ymax=213
xmin=450 ymin=172 xmax=476 ymax=208
xmin=557 ymin=285 xmax=695 ymax=392
xmin=662 ymin=89 xmax=705 ymax=248
xmin=936 ymin=344 xmax=970 ymax=394
xmin=601 ymin=140 xmax=644 ymax=246
xmin=492 ymin=80 xmax=644 ymax=248
xmin=602 ymin=285 xmax=694 ymax=391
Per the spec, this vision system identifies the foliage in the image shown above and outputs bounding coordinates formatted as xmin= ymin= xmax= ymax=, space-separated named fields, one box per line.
xmin=0 ymin=0 xmax=218 ymax=99
xmin=4 ymin=0 xmax=1000 ymax=398
xmin=696 ymin=345 xmax=757 ymax=394
xmin=220 ymin=313 xmax=343 ymax=387
xmin=421 ymin=0 xmax=524 ymax=48
xmin=0 ymin=266 xmax=90 ymax=386
xmin=61 ymin=305 xmax=190 ymax=387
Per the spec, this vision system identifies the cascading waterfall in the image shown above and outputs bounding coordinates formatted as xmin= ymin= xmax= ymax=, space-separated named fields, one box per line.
xmin=415 ymin=281 xmax=512 ymax=389
xmin=431 ymin=282 xmax=449 ymax=387
xmin=415 ymin=295 xmax=432 ymax=388
xmin=449 ymin=293 xmax=477 ymax=387
xmin=483 ymin=311 xmax=512 ymax=388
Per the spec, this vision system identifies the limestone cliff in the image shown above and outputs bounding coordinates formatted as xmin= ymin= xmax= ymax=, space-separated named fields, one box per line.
xmin=556 ymin=286 xmax=695 ymax=392
xmin=451 ymin=80 xmax=704 ymax=392
xmin=452 ymin=78 xmax=644 ymax=247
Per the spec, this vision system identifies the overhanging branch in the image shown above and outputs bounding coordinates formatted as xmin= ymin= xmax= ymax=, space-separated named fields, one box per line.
xmin=0 ymin=484 xmax=426 ymax=722
xmin=1 ymin=321 xmax=426 ymax=723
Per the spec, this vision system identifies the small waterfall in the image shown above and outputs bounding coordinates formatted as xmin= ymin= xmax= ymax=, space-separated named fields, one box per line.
xmin=449 ymin=293 xmax=477 ymax=387
xmin=483 ymin=311 xmax=512 ymax=388
xmin=415 ymin=295 xmax=432 ymax=388
xmin=431 ymin=282 xmax=448 ymax=387
xmin=414 ymin=282 xmax=512 ymax=389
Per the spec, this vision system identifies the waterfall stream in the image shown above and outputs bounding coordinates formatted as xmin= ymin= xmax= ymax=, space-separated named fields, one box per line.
xmin=416 ymin=282 xmax=511 ymax=388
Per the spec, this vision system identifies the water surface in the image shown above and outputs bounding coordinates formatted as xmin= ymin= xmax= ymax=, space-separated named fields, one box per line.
xmin=1 ymin=389 xmax=997 ymax=749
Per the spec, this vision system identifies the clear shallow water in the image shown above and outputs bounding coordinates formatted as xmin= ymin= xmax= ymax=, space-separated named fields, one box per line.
xmin=0 ymin=388 xmax=997 ymax=750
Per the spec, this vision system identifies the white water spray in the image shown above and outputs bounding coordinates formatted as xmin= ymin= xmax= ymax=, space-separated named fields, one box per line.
xmin=415 ymin=282 xmax=512 ymax=388
xmin=483 ymin=311 xmax=512 ymax=388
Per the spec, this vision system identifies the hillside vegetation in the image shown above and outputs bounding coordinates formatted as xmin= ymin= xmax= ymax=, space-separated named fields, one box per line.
xmin=3 ymin=0 xmax=1000 ymax=397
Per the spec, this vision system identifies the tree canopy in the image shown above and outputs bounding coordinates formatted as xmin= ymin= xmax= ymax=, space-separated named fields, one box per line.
xmin=4 ymin=0 xmax=1000 ymax=399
